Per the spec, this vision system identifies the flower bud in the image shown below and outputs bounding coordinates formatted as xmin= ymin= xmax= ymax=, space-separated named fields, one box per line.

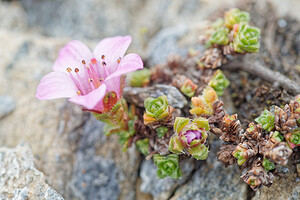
xmin=190 ymin=86 xmax=218 ymax=115
xmin=129 ymin=68 xmax=151 ymax=87
xmin=255 ymin=109 xmax=275 ymax=132
xmin=208 ymin=69 xmax=230 ymax=96
xmin=224 ymin=8 xmax=250 ymax=29
xmin=233 ymin=23 xmax=261 ymax=53
xmin=153 ymin=154 xmax=182 ymax=179
xmin=143 ymin=95 xmax=174 ymax=125
xmin=180 ymin=79 xmax=198 ymax=97
xmin=169 ymin=117 xmax=209 ymax=160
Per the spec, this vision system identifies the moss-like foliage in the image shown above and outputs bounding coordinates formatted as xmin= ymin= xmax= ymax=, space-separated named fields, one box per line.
xmin=153 ymin=154 xmax=182 ymax=179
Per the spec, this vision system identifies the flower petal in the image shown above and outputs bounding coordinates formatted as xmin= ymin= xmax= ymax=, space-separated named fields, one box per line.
xmin=53 ymin=40 xmax=93 ymax=73
xmin=36 ymin=71 xmax=78 ymax=100
xmin=105 ymin=53 xmax=143 ymax=81
xmin=69 ymin=84 xmax=107 ymax=110
xmin=93 ymin=36 xmax=132 ymax=66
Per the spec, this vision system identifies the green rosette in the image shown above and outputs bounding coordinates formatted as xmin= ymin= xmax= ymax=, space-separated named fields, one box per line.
xmin=144 ymin=95 xmax=169 ymax=120
xmin=136 ymin=138 xmax=150 ymax=156
xmin=233 ymin=150 xmax=246 ymax=165
xmin=156 ymin=126 xmax=168 ymax=138
xmin=262 ymin=158 xmax=276 ymax=172
xmin=208 ymin=70 xmax=230 ymax=96
xmin=209 ymin=27 xmax=230 ymax=45
xmin=255 ymin=109 xmax=275 ymax=132
xmin=225 ymin=8 xmax=250 ymax=29
xmin=153 ymin=154 xmax=182 ymax=179
xmin=233 ymin=23 xmax=261 ymax=53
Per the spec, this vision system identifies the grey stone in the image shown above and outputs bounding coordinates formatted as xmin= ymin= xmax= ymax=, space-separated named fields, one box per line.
xmin=146 ymin=25 xmax=188 ymax=66
xmin=0 ymin=144 xmax=64 ymax=200
xmin=170 ymin=141 xmax=247 ymax=200
xmin=123 ymin=84 xmax=188 ymax=108
xmin=0 ymin=95 xmax=15 ymax=119
xmin=140 ymin=158 xmax=195 ymax=200
xmin=68 ymin=117 xmax=120 ymax=200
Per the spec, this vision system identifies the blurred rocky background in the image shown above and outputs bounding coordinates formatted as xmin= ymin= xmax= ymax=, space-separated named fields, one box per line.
xmin=0 ymin=0 xmax=300 ymax=199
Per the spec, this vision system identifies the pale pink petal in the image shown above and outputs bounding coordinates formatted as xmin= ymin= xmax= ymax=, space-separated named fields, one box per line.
xmin=69 ymin=84 xmax=107 ymax=110
xmin=53 ymin=40 xmax=93 ymax=73
xmin=36 ymin=71 xmax=78 ymax=100
xmin=93 ymin=36 xmax=132 ymax=69
xmin=104 ymin=76 xmax=122 ymax=97
xmin=184 ymin=131 xmax=196 ymax=144
xmin=105 ymin=53 xmax=143 ymax=81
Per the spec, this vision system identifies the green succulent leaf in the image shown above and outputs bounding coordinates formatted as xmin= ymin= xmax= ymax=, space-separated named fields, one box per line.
xmin=209 ymin=27 xmax=230 ymax=45
xmin=290 ymin=128 xmax=300 ymax=145
xmin=180 ymin=85 xmax=195 ymax=98
xmin=169 ymin=136 xmax=184 ymax=154
xmin=212 ymin=18 xmax=225 ymax=29
xmin=136 ymin=138 xmax=149 ymax=156
xmin=271 ymin=131 xmax=284 ymax=142
xmin=156 ymin=126 xmax=168 ymax=138
xmin=188 ymin=143 xmax=209 ymax=160
xmin=129 ymin=68 xmax=151 ymax=87
xmin=225 ymin=8 xmax=250 ymax=29
xmin=233 ymin=23 xmax=261 ymax=53
xmin=255 ymin=109 xmax=275 ymax=132
xmin=144 ymin=95 xmax=169 ymax=120
xmin=193 ymin=117 xmax=210 ymax=131
xmin=208 ymin=70 xmax=230 ymax=96
xmin=174 ymin=117 xmax=190 ymax=134
xmin=233 ymin=150 xmax=246 ymax=165
xmin=153 ymin=154 xmax=182 ymax=179
xmin=262 ymin=158 xmax=276 ymax=172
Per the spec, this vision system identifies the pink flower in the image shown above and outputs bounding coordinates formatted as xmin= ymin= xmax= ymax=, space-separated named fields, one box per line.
xmin=36 ymin=36 xmax=143 ymax=113
xmin=184 ymin=130 xmax=202 ymax=144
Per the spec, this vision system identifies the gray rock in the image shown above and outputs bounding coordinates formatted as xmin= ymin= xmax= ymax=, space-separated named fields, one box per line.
xmin=68 ymin=117 xmax=120 ymax=200
xmin=0 ymin=95 xmax=15 ymax=119
xmin=140 ymin=158 xmax=195 ymax=200
xmin=0 ymin=144 xmax=64 ymax=200
xmin=170 ymin=141 xmax=247 ymax=200
xmin=123 ymin=84 xmax=188 ymax=108
xmin=146 ymin=25 xmax=188 ymax=66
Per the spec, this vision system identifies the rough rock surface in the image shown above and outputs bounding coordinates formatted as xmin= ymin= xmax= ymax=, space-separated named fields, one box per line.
xmin=170 ymin=140 xmax=247 ymax=200
xmin=140 ymin=158 xmax=195 ymax=200
xmin=0 ymin=144 xmax=64 ymax=200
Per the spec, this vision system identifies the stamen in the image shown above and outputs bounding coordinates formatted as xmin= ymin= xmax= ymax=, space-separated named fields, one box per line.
xmin=88 ymin=78 xmax=95 ymax=90
xmin=82 ymin=60 xmax=86 ymax=65
xmin=66 ymin=67 xmax=72 ymax=72
xmin=101 ymin=55 xmax=105 ymax=59
xmin=66 ymin=67 xmax=84 ymax=95
xmin=74 ymin=68 xmax=87 ymax=94
xmin=88 ymin=78 xmax=93 ymax=82
xmin=77 ymin=91 xmax=81 ymax=96
xmin=117 ymin=57 xmax=121 ymax=64
xmin=102 ymin=62 xmax=106 ymax=66
xmin=75 ymin=68 xmax=79 ymax=73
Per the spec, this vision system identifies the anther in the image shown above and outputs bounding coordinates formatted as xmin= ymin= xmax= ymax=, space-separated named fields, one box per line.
xmin=66 ymin=67 xmax=72 ymax=72
xmin=117 ymin=57 xmax=121 ymax=64
xmin=102 ymin=62 xmax=106 ymax=66
xmin=88 ymin=78 xmax=93 ymax=82
xmin=77 ymin=91 xmax=81 ymax=95
xmin=75 ymin=68 xmax=79 ymax=73
xmin=99 ymin=78 xmax=104 ymax=82
xmin=101 ymin=55 xmax=105 ymax=59
xmin=91 ymin=58 xmax=97 ymax=64
xmin=82 ymin=60 xmax=86 ymax=65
